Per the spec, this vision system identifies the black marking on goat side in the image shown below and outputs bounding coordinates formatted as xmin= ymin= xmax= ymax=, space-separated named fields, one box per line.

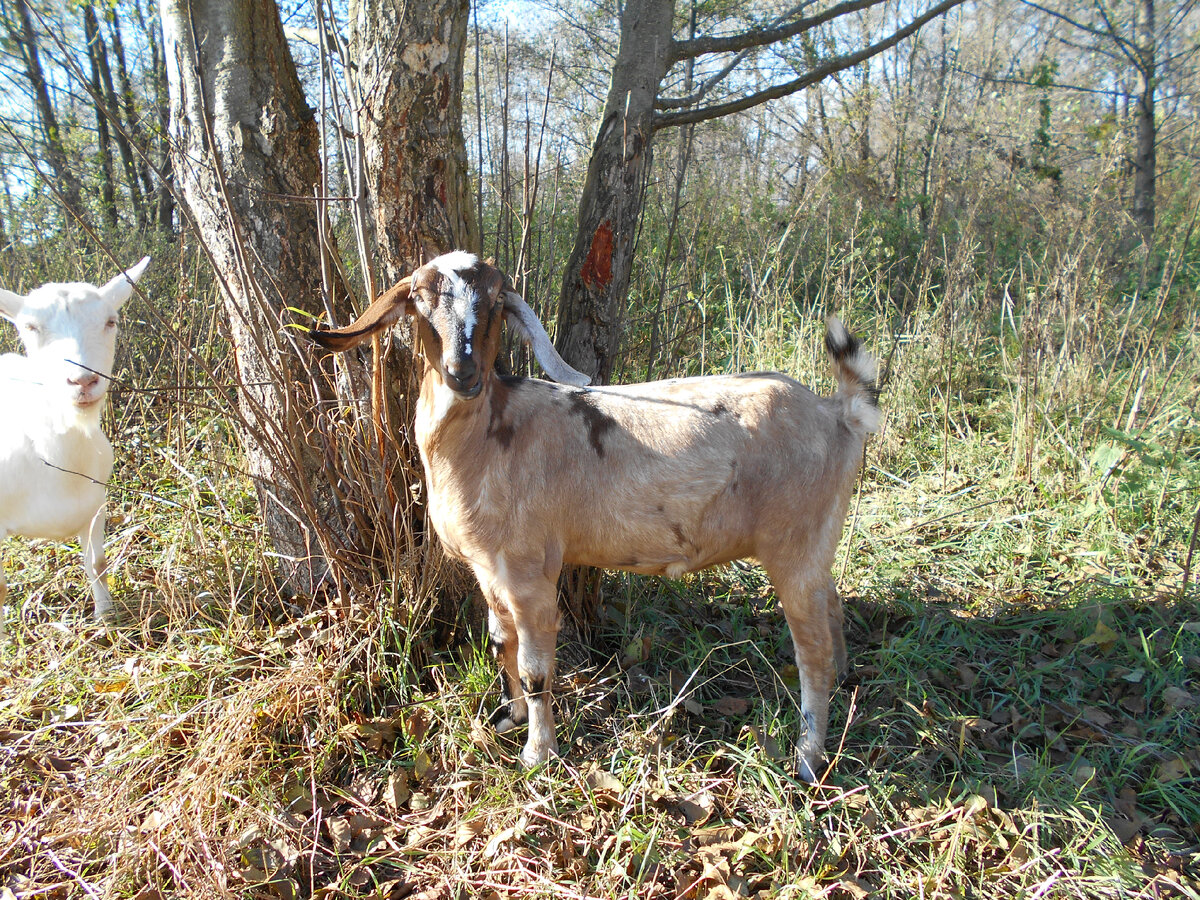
xmin=710 ymin=401 xmax=729 ymax=417
xmin=568 ymin=391 xmax=616 ymax=458
xmin=487 ymin=380 xmax=516 ymax=449
xmin=521 ymin=675 xmax=547 ymax=695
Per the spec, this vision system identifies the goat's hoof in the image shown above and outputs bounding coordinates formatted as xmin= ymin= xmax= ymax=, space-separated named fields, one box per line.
xmin=489 ymin=702 xmax=527 ymax=734
xmin=519 ymin=742 xmax=558 ymax=769
xmin=796 ymin=753 xmax=829 ymax=785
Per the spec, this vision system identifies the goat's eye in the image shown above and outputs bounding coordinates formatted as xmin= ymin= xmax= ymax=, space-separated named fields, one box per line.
xmin=22 ymin=323 xmax=38 ymax=334
xmin=105 ymin=318 xmax=117 ymax=329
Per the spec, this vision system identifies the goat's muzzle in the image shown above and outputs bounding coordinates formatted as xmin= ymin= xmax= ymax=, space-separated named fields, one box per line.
xmin=444 ymin=359 xmax=480 ymax=398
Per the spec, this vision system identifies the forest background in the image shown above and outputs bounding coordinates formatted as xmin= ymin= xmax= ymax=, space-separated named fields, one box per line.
xmin=0 ymin=0 xmax=1198 ymax=897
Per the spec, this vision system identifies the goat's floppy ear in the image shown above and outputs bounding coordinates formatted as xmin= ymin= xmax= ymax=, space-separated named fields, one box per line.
xmin=310 ymin=277 xmax=414 ymax=352
xmin=99 ymin=256 xmax=150 ymax=308
xmin=502 ymin=291 xmax=591 ymax=387
xmin=0 ymin=287 xmax=23 ymax=322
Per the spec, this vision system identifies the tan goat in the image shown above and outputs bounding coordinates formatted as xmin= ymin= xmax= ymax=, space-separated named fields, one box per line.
xmin=311 ymin=251 xmax=879 ymax=782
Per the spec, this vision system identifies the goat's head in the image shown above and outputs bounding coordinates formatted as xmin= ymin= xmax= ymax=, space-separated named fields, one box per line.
xmin=311 ymin=252 xmax=589 ymax=395
xmin=0 ymin=257 xmax=149 ymax=409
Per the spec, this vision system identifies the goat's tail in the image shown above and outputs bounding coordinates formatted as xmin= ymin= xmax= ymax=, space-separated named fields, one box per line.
xmin=825 ymin=317 xmax=881 ymax=435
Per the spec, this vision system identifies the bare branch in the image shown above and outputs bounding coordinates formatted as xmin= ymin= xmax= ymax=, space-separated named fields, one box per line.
xmin=670 ymin=0 xmax=888 ymax=64
xmin=655 ymin=0 xmax=965 ymax=130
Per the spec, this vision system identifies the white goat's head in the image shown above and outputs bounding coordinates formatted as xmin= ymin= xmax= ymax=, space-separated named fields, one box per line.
xmin=312 ymin=252 xmax=588 ymax=395
xmin=0 ymin=257 xmax=149 ymax=409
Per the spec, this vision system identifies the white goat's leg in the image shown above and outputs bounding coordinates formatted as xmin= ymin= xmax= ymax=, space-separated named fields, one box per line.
xmin=0 ymin=547 xmax=7 ymax=636
xmin=770 ymin=568 xmax=837 ymax=783
xmin=511 ymin=579 xmax=560 ymax=768
xmin=486 ymin=604 xmax=527 ymax=732
xmin=81 ymin=506 xmax=113 ymax=621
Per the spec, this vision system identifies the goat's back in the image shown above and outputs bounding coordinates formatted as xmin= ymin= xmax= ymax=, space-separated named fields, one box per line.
xmin=448 ymin=372 xmax=867 ymax=577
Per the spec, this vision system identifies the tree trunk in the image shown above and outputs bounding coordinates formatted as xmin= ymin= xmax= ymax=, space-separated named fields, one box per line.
xmin=83 ymin=5 xmax=118 ymax=229
xmin=107 ymin=6 xmax=157 ymax=213
xmin=349 ymin=0 xmax=479 ymax=283
xmin=554 ymin=0 xmax=675 ymax=383
xmin=147 ymin=16 xmax=176 ymax=235
xmin=12 ymin=0 xmax=86 ymax=223
xmin=88 ymin=2 xmax=147 ymax=230
xmin=1132 ymin=0 xmax=1155 ymax=237
xmin=160 ymin=0 xmax=354 ymax=595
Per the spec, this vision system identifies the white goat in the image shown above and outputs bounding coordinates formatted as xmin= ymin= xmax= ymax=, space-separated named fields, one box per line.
xmin=0 ymin=258 xmax=148 ymax=631
xmin=312 ymin=252 xmax=879 ymax=782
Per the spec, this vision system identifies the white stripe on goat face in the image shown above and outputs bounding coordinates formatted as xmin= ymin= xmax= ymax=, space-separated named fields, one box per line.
xmin=431 ymin=252 xmax=480 ymax=357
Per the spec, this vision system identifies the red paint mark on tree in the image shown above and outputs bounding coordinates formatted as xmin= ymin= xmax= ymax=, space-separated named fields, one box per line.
xmin=580 ymin=221 xmax=614 ymax=291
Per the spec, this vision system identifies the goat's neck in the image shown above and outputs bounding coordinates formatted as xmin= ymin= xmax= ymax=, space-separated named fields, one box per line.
xmin=414 ymin=369 xmax=493 ymax=461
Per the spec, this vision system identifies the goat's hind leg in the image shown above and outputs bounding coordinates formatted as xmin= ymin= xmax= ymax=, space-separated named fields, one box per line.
xmin=767 ymin=566 xmax=839 ymax=783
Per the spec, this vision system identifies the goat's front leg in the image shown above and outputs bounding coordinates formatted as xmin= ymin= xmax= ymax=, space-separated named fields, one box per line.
xmin=0 ymin=541 xmax=8 ymax=636
xmin=476 ymin=558 xmax=561 ymax=766
xmin=81 ymin=507 xmax=112 ymax=622
xmin=512 ymin=577 xmax=560 ymax=767
xmin=484 ymin=603 xmax=527 ymax=732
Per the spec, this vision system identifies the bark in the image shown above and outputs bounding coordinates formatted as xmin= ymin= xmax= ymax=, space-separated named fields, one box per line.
xmin=160 ymin=0 xmax=353 ymax=594
xmin=148 ymin=18 xmax=176 ymax=234
xmin=349 ymin=0 xmax=479 ymax=283
xmin=554 ymin=0 xmax=675 ymax=383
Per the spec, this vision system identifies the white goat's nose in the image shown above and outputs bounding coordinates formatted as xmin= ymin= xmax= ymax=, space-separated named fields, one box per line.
xmin=69 ymin=372 xmax=101 ymax=390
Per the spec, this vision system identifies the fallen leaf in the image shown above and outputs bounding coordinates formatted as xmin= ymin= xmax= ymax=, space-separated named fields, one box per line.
xmin=406 ymin=709 xmax=431 ymax=743
xmin=484 ymin=824 xmax=518 ymax=858
xmin=1157 ymin=758 xmax=1191 ymax=783
xmin=586 ymin=767 xmax=624 ymax=795
xmin=957 ymin=664 xmax=978 ymax=691
xmin=413 ymin=750 xmax=433 ymax=781
xmin=1162 ymin=686 xmax=1197 ymax=711
xmin=748 ymin=725 xmax=786 ymax=761
xmin=1078 ymin=621 xmax=1119 ymax=653
xmin=454 ymin=818 xmax=486 ymax=847
xmin=713 ymin=696 xmax=749 ymax=717
xmin=1081 ymin=705 xmax=1114 ymax=728
xmin=384 ymin=771 xmax=411 ymax=810
xmin=326 ymin=817 xmax=352 ymax=853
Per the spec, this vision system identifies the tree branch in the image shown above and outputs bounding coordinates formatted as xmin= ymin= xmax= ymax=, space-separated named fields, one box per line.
xmin=655 ymin=0 xmax=965 ymax=130
xmin=1017 ymin=0 xmax=1143 ymax=69
xmin=670 ymin=0 xmax=887 ymax=64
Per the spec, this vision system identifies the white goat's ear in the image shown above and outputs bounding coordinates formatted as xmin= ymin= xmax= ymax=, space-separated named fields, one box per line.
xmin=99 ymin=256 xmax=150 ymax=308
xmin=0 ymin=287 xmax=23 ymax=322
xmin=502 ymin=291 xmax=591 ymax=387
